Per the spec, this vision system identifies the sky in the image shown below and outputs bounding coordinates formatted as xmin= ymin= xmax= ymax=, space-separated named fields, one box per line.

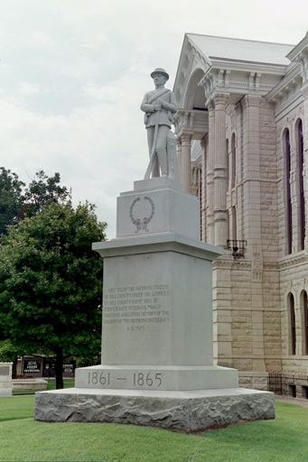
xmin=0 ymin=0 xmax=307 ymax=238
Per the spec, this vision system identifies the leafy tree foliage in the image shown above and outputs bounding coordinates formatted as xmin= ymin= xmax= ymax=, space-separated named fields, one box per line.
xmin=0 ymin=168 xmax=70 ymax=235
xmin=0 ymin=202 xmax=106 ymax=388
xmin=23 ymin=170 xmax=71 ymax=218
xmin=0 ymin=339 xmax=21 ymax=362
xmin=0 ymin=168 xmax=25 ymax=234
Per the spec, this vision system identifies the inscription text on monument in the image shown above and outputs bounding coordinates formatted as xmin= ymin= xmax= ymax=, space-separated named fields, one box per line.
xmin=87 ymin=370 xmax=164 ymax=390
xmin=103 ymin=284 xmax=170 ymax=332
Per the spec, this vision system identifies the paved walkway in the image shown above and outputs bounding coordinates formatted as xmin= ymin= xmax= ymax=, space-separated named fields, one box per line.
xmin=275 ymin=395 xmax=308 ymax=408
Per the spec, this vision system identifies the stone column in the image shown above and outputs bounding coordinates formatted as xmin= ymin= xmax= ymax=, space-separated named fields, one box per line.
xmin=201 ymin=135 xmax=207 ymax=241
xmin=242 ymin=95 xmax=262 ymax=256
xmin=235 ymin=102 xmax=243 ymax=240
xmin=176 ymin=136 xmax=182 ymax=180
xmin=242 ymin=94 xmax=265 ymax=372
xmin=214 ymin=94 xmax=229 ymax=247
xmin=206 ymin=101 xmax=215 ymax=244
xmin=180 ymin=134 xmax=192 ymax=193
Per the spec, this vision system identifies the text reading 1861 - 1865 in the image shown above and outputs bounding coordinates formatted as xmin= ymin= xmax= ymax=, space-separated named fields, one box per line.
xmin=87 ymin=371 xmax=163 ymax=389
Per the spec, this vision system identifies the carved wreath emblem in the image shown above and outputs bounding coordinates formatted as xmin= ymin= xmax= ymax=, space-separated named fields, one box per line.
xmin=129 ymin=196 xmax=155 ymax=233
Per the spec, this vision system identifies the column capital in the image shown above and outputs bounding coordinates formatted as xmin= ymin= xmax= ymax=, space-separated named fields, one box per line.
xmin=242 ymin=94 xmax=261 ymax=109
xmin=214 ymin=93 xmax=230 ymax=108
xmin=180 ymin=133 xmax=193 ymax=145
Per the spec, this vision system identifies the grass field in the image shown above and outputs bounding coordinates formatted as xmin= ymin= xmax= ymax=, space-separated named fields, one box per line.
xmin=0 ymin=396 xmax=307 ymax=462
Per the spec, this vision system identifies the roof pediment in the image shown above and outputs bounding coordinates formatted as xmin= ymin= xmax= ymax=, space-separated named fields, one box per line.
xmin=187 ymin=33 xmax=293 ymax=67
xmin=174 ymin=33 xmax=296 ymax=110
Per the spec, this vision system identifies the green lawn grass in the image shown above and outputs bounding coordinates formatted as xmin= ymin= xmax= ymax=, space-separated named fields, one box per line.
xmin=0 ymin=396 xmax=307 ymax=462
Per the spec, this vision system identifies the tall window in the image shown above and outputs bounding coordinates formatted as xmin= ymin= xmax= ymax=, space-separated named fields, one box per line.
xmin=231 ymin=133 xmax=236 ymax=188
xmin=288 ymin=293 xmax=296 ymax=355
xmin=296 ymin=119 xmax=305 ymax=250
xmin=301 ymin=290 xmax=308 ymax=355
xmin=284 ymin=129 xmax=292 ymax=254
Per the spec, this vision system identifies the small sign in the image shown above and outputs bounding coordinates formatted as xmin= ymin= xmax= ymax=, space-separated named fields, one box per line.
xmin=63 ymin=363 xmax=75 ymax=377
xmin=23 ymin=360 xmax=41 ymax=374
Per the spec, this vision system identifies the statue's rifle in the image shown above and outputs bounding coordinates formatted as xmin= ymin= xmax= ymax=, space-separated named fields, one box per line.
xmin=144 ymin=122 xmax=159 ymax=179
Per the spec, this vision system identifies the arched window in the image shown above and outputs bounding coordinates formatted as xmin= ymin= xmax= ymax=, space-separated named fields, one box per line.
xmin=301 ymin=290 xmax=308 ymax=355
xmin=296 ymin=119 xmax=305 ymax=250
xmin=283 ymin=128 xmax=292 ymax=254
xmin=288 ymin=293 xmax=296 ymax=355
xmin=231 ymin=133 xmax=236 ymax=188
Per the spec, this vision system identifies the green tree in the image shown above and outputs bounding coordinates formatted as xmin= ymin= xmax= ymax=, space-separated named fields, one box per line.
xmin=0 ymin=167 xmax=25 ymax=234
xmin=0 ymin=339 xmax=21 ymax=362
xmin=23 ymin=170 xmax=71 ymax=217
xmin=0 ymin=168 xmax=70 ymax=235
xmin=0 ymin=202 xmax=106 ymax=388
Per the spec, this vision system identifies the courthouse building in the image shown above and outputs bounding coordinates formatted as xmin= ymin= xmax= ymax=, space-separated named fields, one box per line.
xmin=174 ymin=32 xmax=308 ymax=396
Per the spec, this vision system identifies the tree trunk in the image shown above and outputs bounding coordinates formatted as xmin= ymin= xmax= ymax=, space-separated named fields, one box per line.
xmin=55 ymin=347 xmax=64 ymax=389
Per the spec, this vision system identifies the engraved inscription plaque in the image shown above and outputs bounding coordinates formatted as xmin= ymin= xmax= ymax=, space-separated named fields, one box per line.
xmin=103 ymin=284 xmax=170 ymax=332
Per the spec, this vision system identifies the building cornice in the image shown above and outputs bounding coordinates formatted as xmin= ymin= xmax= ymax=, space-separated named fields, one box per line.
xmin=213 ymin=257 xmax=252 ymax=270
xmin=286 ymin=31 xmax=308 ymax=62
xmin=273 ymin=93 xmax=303 ymax=121
xmin=278 ymin=251 xmax=308 ymax=269
xmin=267 ymin=32 xmax=308 ymax=116
xmin=210 ymin=58 xmax=288 ymax=75
xmin=199 ymin=66 xmax=284 ymax=106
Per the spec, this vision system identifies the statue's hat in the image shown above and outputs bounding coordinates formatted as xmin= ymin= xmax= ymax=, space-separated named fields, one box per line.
xmin=150 ymin=68 xmax=169 ymax=80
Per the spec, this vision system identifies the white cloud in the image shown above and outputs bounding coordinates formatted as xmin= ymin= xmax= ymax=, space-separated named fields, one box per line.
xmin=19 ymin=82 xmax=41 ymax=95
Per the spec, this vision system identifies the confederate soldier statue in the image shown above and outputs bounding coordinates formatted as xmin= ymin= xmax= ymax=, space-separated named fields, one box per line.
xmin=141 ymin=68 xmax=178 ymax=179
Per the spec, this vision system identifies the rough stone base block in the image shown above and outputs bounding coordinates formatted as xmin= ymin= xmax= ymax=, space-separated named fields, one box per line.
xmin=35 ymin=387 xmax=274 ymax=432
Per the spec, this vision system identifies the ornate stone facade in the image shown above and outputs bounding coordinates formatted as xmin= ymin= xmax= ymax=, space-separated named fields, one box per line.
xmin=174 ymin=32 xmax=308 ymax=396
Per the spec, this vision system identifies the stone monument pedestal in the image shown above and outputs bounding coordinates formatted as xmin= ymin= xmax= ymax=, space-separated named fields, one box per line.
xmin=35 ymin=178 xmax=274 ymax=431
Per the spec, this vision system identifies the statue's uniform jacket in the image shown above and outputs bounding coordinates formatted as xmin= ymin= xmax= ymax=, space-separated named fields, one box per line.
xmin=140 ymin=89 xmax=177 ymax=128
